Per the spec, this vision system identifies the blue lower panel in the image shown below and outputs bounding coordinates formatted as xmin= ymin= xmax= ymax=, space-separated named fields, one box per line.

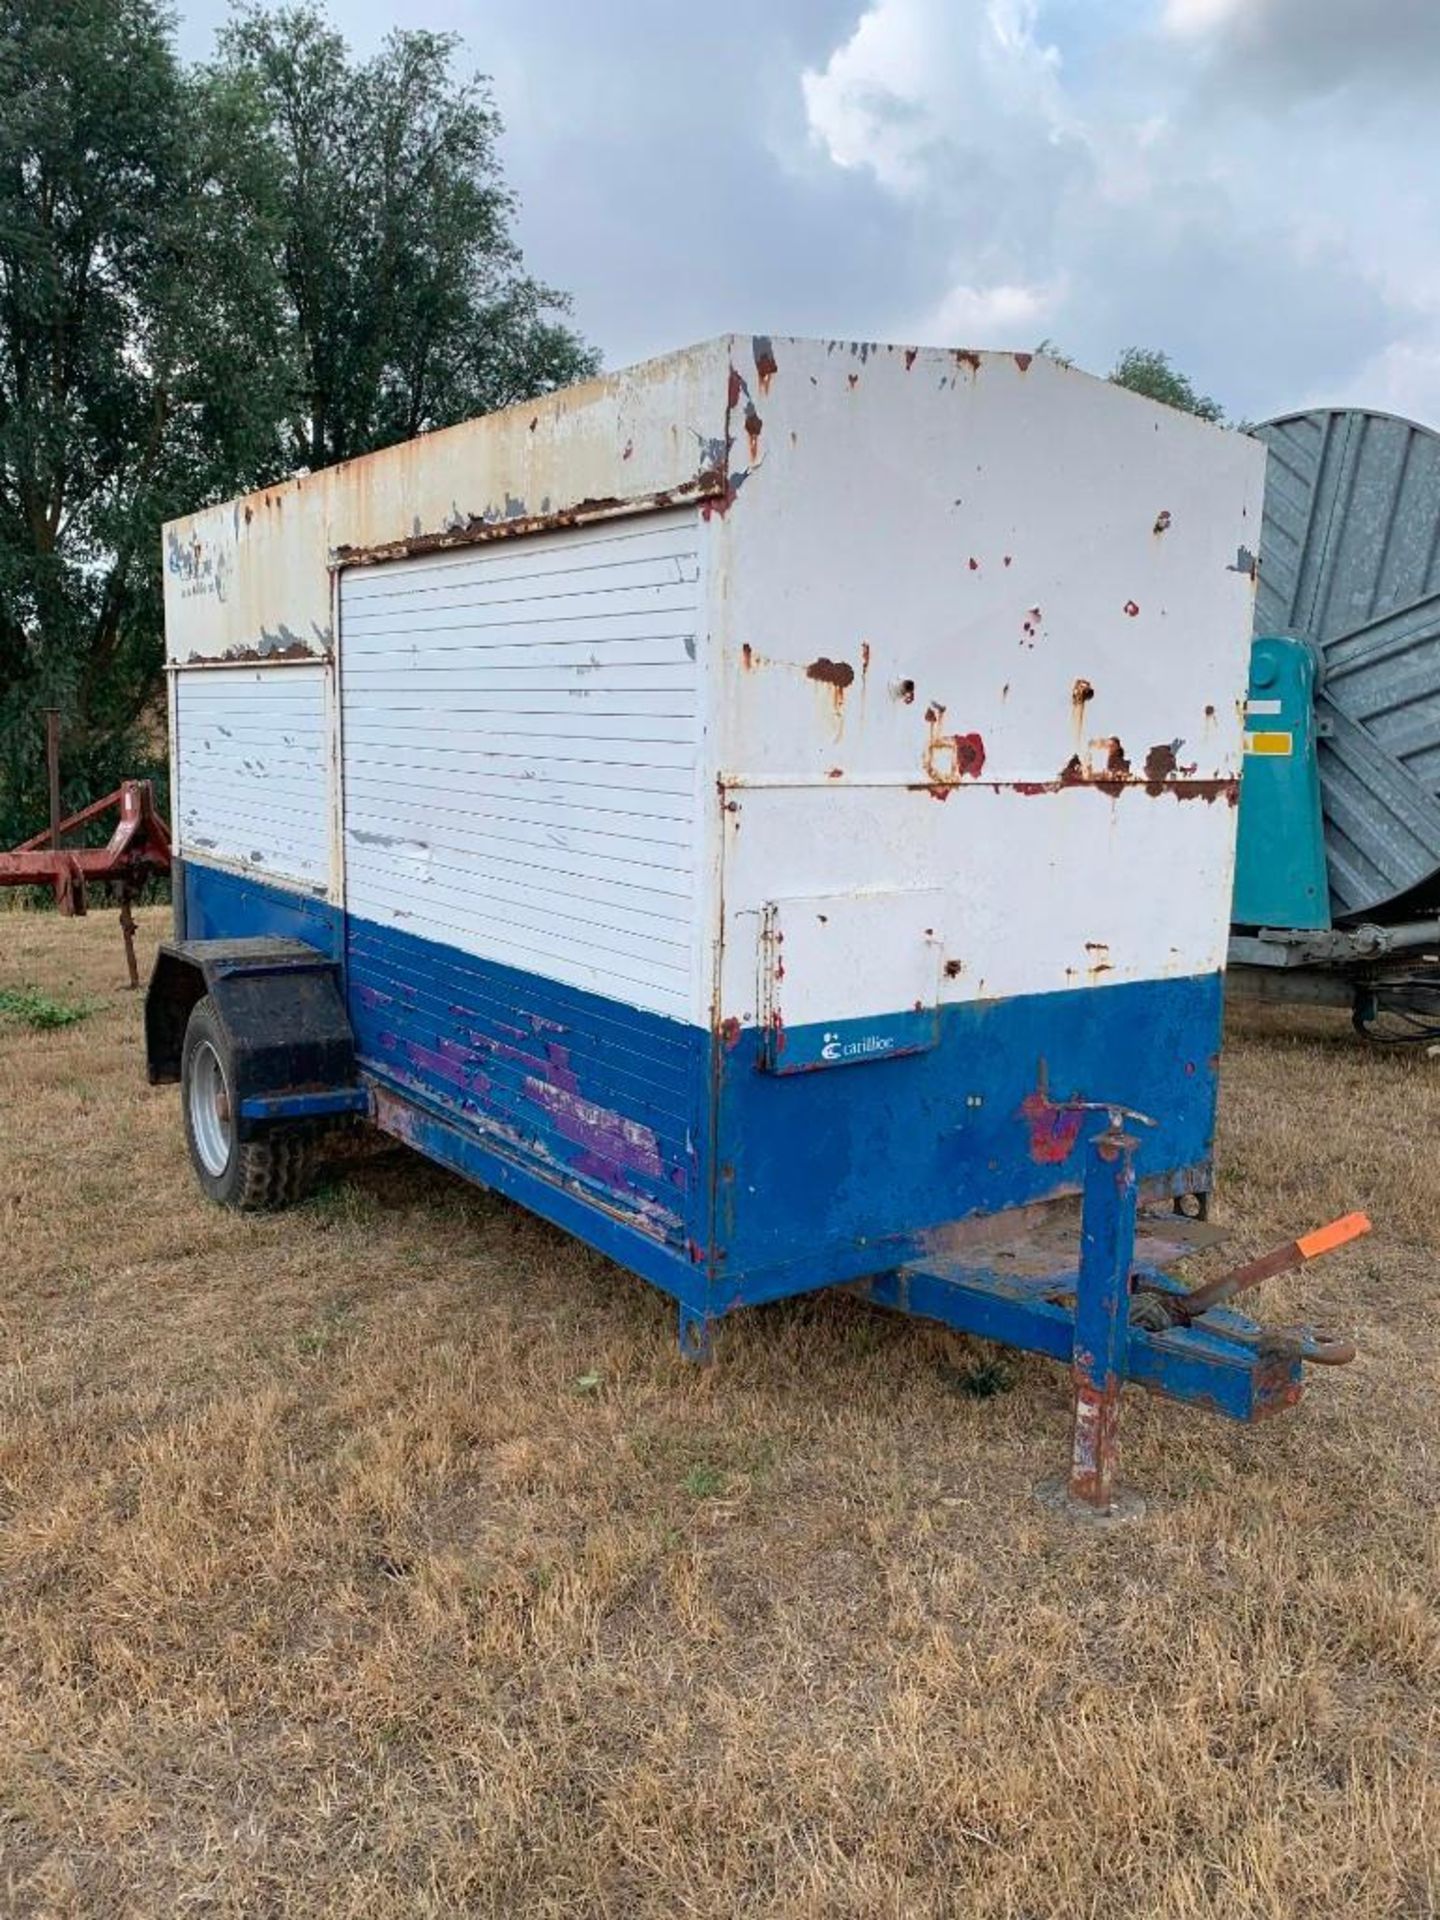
xmin=368 ymin=1084 xmax=706 ymax=1305
xmin=713 ymin=973 xmax=1223 ymax=1307
xmin=182 ymin=863 xmax=706 ymax=1279
xmin=344 ymin=917 xmax=706 ymax=1252
xmin=180 ymin=864 xmax=1222 ymax=1323
xmin=182 ymin=861 xmax=341 ymax=956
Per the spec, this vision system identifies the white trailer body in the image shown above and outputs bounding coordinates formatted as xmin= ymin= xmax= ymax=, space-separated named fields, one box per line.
xmin=159 ymin=335 xmax=1264 ymax=1320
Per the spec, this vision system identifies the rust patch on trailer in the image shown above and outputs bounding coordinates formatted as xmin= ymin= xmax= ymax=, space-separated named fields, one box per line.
xmin=952 ymin=733 xmax=986 ymax=776
xmin=332 ymin=478 xmax=723 ymax=568
xmin=806 ymin=657 xmax=855 ymax=691
xmin=1153 ymin=509 xmax=1172 ymax=535
xmin=1013 ymin=352 xmax=1033 ymax=372
xmin=743 ymin=401 xmax=763 ymax=463
xmin=1071 ymin=679 xmax=1095 ymax=728
xmin=1123 ymin=600 xmax=1140 ymax=618
xmin=1144 ymin=741 xmax=1178 ymax=794
xmin=917 ymin=703 xmax=987 ymax=797
xmin=1184 ymin=777 xmax=1240 ymax=806
xmin=753 ymin=336 xmax=778 ymax=394
xmin=1059 ymin=738 xmax=1131 ymax=798
xmin=955 ymin=350 xmax=981 ymax=375
xmin=1018 ymin=755 xmax=1238 ymax=804
xmin=904 ymin=347 xmax=918 ymax=371
xmin=187 ymin=637 xmax=318 ymax=665
xmin=727 ymin=366 xmax=744 ymax=410
xmin=893 ymin=678 xmax=916 ymax=704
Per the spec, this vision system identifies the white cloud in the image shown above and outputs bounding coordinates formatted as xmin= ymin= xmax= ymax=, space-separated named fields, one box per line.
xmin=1160 ymin=0 xmax=1246 ymax=37
xmin=802 ymin=1 xmax=1071 ymax=198
xmin=798 ymin=0 xmax=1435 ymax=421
xmin=920 ymin=277 xmax=1062 ymax=341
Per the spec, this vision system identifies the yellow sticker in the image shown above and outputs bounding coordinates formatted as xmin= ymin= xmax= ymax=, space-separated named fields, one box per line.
xmin=1244 ymin=730 xmax=1292 ymax=756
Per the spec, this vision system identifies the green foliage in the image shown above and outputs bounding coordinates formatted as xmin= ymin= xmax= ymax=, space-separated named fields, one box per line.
xmin=936 ymin=1348 xmax=1018 ymax=1399
xmin=215 ymin=5 xmax=599 ymax=470
xmin=0 ymin=0 xmax=292 ymax=844
xmin=0 ymin=0 xmax=598 ymax=848
xmin=1109 ymin=346 xmax=1225 ymax=423
xmin=0 ymin=984 xmax=94 ymax=1029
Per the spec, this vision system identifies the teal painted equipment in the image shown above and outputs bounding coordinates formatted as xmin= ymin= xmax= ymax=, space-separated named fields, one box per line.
xmin=1233 ymin=635 xmax=1329 ymax=930
xmin=1230 ymin=408 xmax=1440 ymax=1039
xmin=1240 ymin=407 xmax=1440 ymax=925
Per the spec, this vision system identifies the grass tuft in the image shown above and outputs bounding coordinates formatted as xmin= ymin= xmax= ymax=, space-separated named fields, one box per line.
xmin=0 ymin=983 xmax=94 ymax=1029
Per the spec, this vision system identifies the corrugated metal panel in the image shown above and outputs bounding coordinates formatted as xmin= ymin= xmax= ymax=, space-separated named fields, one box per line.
xmin=1253 ymin=406 xmax=1440 ymax=917
xmin=173 ymin=664 xmax=330 ymax=891
xmin=339 ymin=511 xmax=704 ymax=1023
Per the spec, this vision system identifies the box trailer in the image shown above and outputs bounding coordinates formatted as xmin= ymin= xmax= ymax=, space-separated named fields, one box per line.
xmin=146 ymin=335 xmax=1360 ymax=1511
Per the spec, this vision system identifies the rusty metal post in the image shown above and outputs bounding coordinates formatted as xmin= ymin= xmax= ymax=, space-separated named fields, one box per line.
xmin=118 ymin=893 xmax=139 ymax=989
xmin=45 ymin=709 xmax=61 ymax=852
xmin=1069 ymin=1123 xmax=1139 ymax=1511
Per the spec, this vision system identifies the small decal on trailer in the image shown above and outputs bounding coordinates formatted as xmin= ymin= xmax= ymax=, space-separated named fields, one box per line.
xmin=821 ymin=1029 xmax=896 ymax=1061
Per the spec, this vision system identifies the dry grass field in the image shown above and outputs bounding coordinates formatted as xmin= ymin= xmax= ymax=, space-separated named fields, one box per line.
xmin=1 ymin=904 xmax=1437 ymax=1918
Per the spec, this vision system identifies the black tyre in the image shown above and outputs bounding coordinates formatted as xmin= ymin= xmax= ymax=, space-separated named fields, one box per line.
xmin=180 ymin=996 xmax=312 ymax=1210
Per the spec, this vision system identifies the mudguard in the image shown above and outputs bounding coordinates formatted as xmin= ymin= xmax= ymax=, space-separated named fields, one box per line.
xmin=145 ymin=938 xmax=362 ymax=1136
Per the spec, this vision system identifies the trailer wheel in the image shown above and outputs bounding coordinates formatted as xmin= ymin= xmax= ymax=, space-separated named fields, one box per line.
xmin=180 ymin=996 xmax=312 ymax=1210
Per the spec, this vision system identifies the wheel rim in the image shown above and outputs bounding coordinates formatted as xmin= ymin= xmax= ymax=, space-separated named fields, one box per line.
xmin=188 ymin=1039 xmax=233 ymax=1176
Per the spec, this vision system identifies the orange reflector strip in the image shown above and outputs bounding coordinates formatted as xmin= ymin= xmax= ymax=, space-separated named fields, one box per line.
xmin=1296 ymin=1212 xmax=1371 ymax=1261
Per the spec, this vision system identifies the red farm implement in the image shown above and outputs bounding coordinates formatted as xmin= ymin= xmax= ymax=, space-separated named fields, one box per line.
xmin=0 ymin=713 xmax=172 ymax=987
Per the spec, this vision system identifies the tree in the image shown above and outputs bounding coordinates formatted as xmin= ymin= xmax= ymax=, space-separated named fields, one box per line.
xmin=216 ymin=6 xmax=599 ymax=471
xmin=0 ymin=2 xmax=599 ymax=847
xmin=1108 ymin=346 xmax=1224 ymax=424
xmin=0 ymin=0 xmax=291 ymax=843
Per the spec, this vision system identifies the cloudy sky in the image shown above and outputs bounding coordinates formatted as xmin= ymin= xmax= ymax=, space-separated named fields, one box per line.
xmin=176 ymin=0 xmax=1440 ymax=426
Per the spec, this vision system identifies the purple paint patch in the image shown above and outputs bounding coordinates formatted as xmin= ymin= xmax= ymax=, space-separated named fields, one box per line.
xmin=545 ymin=1042 xmax=580 ymax=1093
xmin=524 ymin=1077 xmax=664 ymax=1181
xmin=466 ymin=1029 xmax=544 ymax=1075
xmin=355 ymin=984 xmax=392 ymax=1009
xmin=405 ymin=1041 xmax=477 ymax=1090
